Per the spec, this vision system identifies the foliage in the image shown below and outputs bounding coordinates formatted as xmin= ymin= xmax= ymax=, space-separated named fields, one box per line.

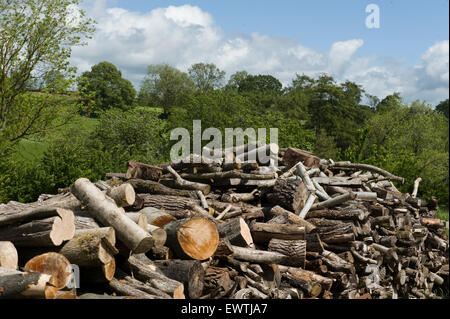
xmin=0 ymin=0 xmax=95 ymax=144
xmin=77 ymin=62 xmax=137 ymax=116
xmin=435 ymin=99 xmax=449 ymax=118
xmin=138 ymin=64 xmax=195 ymax=115
xmin=188 ymin=63 xmax=225 ymax=92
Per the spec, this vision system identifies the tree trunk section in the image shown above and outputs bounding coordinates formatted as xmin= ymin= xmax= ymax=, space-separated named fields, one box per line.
xmin=0 ymin=241 xmax=18 ymax=270
xmin=217 ymin=218 xmax=254 ymax=248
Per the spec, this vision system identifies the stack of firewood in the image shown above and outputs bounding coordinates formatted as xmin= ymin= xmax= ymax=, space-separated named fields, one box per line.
xmin=0 ymin=144 xmax=448 ymax=299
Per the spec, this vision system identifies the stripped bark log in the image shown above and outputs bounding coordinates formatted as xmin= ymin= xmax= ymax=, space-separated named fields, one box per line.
xmin=0 ymin=267 xmax=57 ymax=299
xmin=72 ymin=178 xmax=154 ymax=254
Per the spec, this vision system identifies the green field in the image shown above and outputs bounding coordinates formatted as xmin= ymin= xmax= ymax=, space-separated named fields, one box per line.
xmin=17 ymin=116 xmax=99 ymax=161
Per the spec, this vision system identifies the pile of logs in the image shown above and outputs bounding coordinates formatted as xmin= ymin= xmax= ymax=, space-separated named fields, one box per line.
xmin=0 ymin=144 xmax=448 ymax=299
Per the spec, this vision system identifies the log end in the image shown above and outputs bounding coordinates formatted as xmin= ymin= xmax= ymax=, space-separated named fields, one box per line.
xmin=178 ymin=217 xmax=219 ymax=260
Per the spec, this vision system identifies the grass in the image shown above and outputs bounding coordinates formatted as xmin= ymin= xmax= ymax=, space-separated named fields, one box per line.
xmin=16 ymin=116 xmax=99 ymax=161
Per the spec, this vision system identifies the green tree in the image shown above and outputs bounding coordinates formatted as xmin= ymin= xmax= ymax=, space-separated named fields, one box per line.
xmin=0 ymin=0 xmax=95 ymax=145
xmin=188 ymin=63 xmax=225 ymax=92
xmin=238 ymin=75 xmax=283 ymax=93
xmin=77 ymin=61 xmax=137 ymax=116
xmin=138 ymin=64 xmax=195 ymax=115
xmin=435 ymin=99 xmax=449 ymax=118
xmin=226 ymin=71 xmax=249 ymax=91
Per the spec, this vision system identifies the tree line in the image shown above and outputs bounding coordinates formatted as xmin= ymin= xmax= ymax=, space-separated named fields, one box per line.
xmin=0 ymin=0 xmax=448 ymax=206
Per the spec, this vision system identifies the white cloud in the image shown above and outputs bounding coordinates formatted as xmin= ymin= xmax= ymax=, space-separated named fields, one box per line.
xmin=71 ymin=4 xmax=449 ymax=105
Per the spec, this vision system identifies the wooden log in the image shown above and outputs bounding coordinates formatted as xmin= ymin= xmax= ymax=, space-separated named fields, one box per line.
xmin=39 ymin=193 xmax=83 ymax=211
xmin=278 ymin=265 xmax=334 ymax=291
xmin=126 ymin=161 xmax=163 ymax=181
xmin=282 ymin=148 xmax=320 ymax=168
xmin=123 ymin=256 xmax=185 ymax=299
xmin=148 ymin=245 xmax=172 ymax=260
xmin=180 ymin=170 xmax=277 ymax=181
xmin=231 ymin=245 xmax=292 ymax=265
xmin=268 ymin=239 xmax=306 ymax=268
xmin=138 ymin=208 xmax=175 ymax=228
xmin=235 ymin=143 xmax=279 ymax=166
xmin=152 ymin=260 xmax=205 ymax=299
xmin=79 ymin=293 xmax=135 ymax=299
xmin=282 ymin=272 xmax=322 ymax=298
xmin=146 ymin=224 xmax=167 ymax=247
xmin=0 ymin=241 xmax=18 ymax=270
xmin=0 ymin=208 xmax=75 ymax=247
xmin=0 ymin=267 xmax=57 ymax=299
xmin=217 ymin=218 xmax=254 ymax=248
xmin=129 ymin=179 xmax=197 ymax=198
xmin=57 ymin=229 xmax=116 ymax=266
xmin=412 ymin=177 xmax=422 ymax=198
xmin=309 ymin=192 xmax=356 ymax=211
xmin=329 ymin=161 xmax=405 ymax=184
xmin=0 ymin=205 xmax=73 ymax=227
xmin=312 ymin=176 xmax=363 ymax=187
xmin=250 ymin=222 xmax=305 ymax=244
xmin=140 ymin=194 xmax=198 ymax=216
xmin=24 ymin=252 xmax=72 ymax=290
xmin=72 ymin=178 xmax=154 ymax=254
xmin=307 ymin=208 xmax=366 ymax=221
xmin=166 ymin=166 xmax=211 ymax=195
xmin=298 ymin=193 xmax=317 ymax=219
xmin=109 ymin=278 xmax=161 ymax=299
xmin=268 ymin=206 xmax=317 ymax=233
xmin=163 ymin=217 xmax=219 ymax=260
xmin=306 ymin=233 xmax=325 ymax=253
xmin=266 ymin=179 xmax=310 ymax=214
xmin=106 ymin=183 xmax=135 ymax=207
xmin=79 ymin=258 xmax=116 ymax=284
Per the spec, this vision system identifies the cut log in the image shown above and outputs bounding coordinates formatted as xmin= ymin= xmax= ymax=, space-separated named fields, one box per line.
xmin=0 ymin=208 xmax=75 ymax=247
xmin=266 ymin=179 xmax=310 ymax=214
xmin=268 ymin=206 xmax=317 ymax=233
xmin=129 ymin=179 xmax=197 ymax=198
xmin=282 ymin=272 xmax=322 ymax=298
xmin=282 ymin=148 xmax=320 ymax=168
xmin=250 ymin=222 xmax=305 ymax=244
xmin=309 ymin=192 xmax=357 ymax=211
xmin=329 ymin=161 xmax=405 ymax=184
xmin=109 ymin=278 xmax=161 ymax=299
xmin=80 ymin=258 xmax=116 ymax=284
xmin=106 ymin=183 xmax=135 ymax=207
xmin=163 ymin=217 xmax=219 ymax=260
xmin=126 ymin=161 xmax=163 ymax=181
xmin=268 ymin=239 xmax=306 ymax=268
xmin=146 ymin=224 xmax=167 ymax=247
xmin=231 ymin=245 xmax=292 ymax=265
xmin=138 ymin=207 xmax=177 ymax=228
xmin=217 ymin=218 xmax=254 ymax=248
xmin=166 ymin=166 xmax=211 ymax=195
xmin=71 ymin=178 xmax=154 ymax=254
xmin=123 ymin=256 xmax=185 ymax=299
xmin=0 ymin=241 xmax=18 ymax=270
xmin=278 ymin=265 xmax=334 ymax=291
xmin=305 ymin=208 xmax=366 ymax=221
xmin=24 ymin=252 xmax=72 ymax=290
xmin=0 ymin=267 xmax=57 ymax=299
xmin=153 ymin=260 xmax=205 ymax=299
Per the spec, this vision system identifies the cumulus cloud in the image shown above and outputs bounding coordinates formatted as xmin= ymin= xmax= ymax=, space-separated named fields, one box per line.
xmin=70 ymin=3 xmax=449 ymax=105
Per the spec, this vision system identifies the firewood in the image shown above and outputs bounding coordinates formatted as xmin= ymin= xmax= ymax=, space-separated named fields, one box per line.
xmin=231 ymin=245 xmax=292 ymax=265
xmin=282 ymin=147 xmax=320 ymax=168
xmin=0 ymin=241 xmax=18 ymax=270
xmin=282 ymin=272 xmax=322 ymax=297
xmin=309 ymin=192 xmax=357 ymax=211
xmin=266 ymin=179 xmax=310 ymax=213
xmin=268 ymin=239 xmax=306 ymax=268
xmin=163 ymin=217 xmax=219 ymax=260
xmin=166 ymin=166 xmax=211 ymax=195
xmin=0 ymin=208 xmax=75 ymax=247
xmin=105 ymin=183 xmax=135 ymax=207
xmin=126 ymin=161 xmax=163 ymax=181
xmin=0 ymin=267 xmax=57 ymax=299
xmin=249 ymin=222 xmax=305 ymax=244
xmin=72 ymin=178 xmax=154 ymax=254
xmin=24 ymin=252 xmax=72 ymax=290
xmin=268 ymin=205 xmax=317 ymax=233
xmin=129 ymin=179 xmax=198 ymax=198
xmin=122 ymin=256 xmax=185 ymax=299
xmin=217 ymin=217 xmax=253 ymax=248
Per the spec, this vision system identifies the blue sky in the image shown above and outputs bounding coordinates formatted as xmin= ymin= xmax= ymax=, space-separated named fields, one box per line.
xmin=73 ymin=0 xmax=449 ymax=104
xmin=110 ymin=0 xmax=449 ymax=66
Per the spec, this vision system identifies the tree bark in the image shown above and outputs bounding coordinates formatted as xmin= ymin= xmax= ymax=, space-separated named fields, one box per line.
xmin=309 ymin=192 xmax=357 ymax=211
xmin=282 ymin=147 xmax=320 ymax=168
xmin=268 ymin=239 xmax=306 ymax=268
xmin=71 ymin=178 xmax=154 ymax=254
xmin=0 ymin=267 xmax=57 ymax=299
xmin=122 ymin=256 xmax=185 ymax=299
xmin=164 ymin=217 xmax=219 ymax=260
xmin=231 ymin=245 xmax=292 ymax=265
xmin=153 ymin=259 xmax=205 ymax=299
xmin=266 ymin=179 xmax=310 ymax=214
xmin=217 ymin=218 xmax=254 ymax=248
xmin=129 ymin=179 xmax=198 ymax=198
xmin=0 ymin=208 xmax=75 ymax=247
xmin=250 ymin=222 xmax=305 ymax=244
xmin=268 ymin=206 xmax=317 ymax=233
xmin=138 ymin=207 xmax=177 ymax=227
xmin=126 ymin=161 xmax=163 ymax=181
xmin=166 ymin=166 xmax=211 ymax=195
